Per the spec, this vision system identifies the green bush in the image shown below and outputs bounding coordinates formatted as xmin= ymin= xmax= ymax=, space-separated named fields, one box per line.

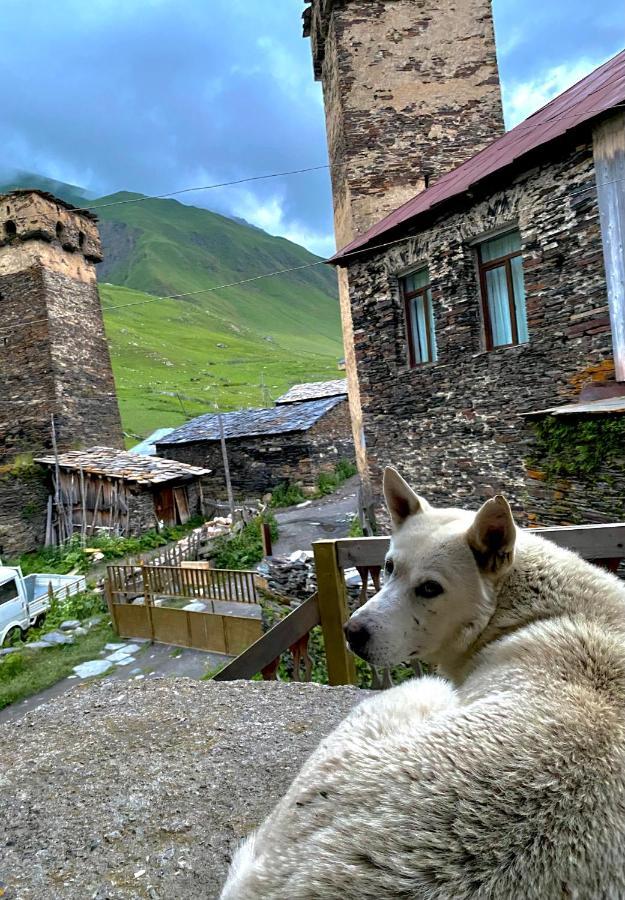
xmin=211 ymin=513 xmax=279 ymax=570
xmin=316 ymin=459 xmax=357 ymax=496
xmin=527 ymin=415 xmax=625 ymax=483
xmin=13 ymin=516 xmax=205 ymax=576
xmin=0 ymin=652 xmax=26 ymax=682
xmin=269 ymin=482 xmax=307 ymax=508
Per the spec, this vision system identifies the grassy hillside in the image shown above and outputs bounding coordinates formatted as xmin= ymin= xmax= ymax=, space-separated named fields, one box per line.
xmin=1 ymin=171 xmax=343 ymax=438
xmin=102 ymin=283 xmax=341 ymax=438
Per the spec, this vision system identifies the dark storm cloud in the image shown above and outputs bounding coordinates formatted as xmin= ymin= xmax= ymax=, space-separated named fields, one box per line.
xmin=0 ymin=0 xmax=623 ymax=254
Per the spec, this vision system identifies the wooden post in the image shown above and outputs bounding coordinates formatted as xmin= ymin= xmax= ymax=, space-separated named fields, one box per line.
xmin=313 ymin=540 xmax=357 ymax=686
xmin=261 ymin=522 xmax=273 ymax=557
xmin=593 ymin=113 xmax=625 ymax=381
xmin=218 ymin=413 xmax=235 ymax=520
xmin=141 ymin=563 xmax=156 ymax=642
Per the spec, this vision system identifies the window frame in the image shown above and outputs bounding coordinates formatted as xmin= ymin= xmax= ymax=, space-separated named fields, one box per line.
xmin=477 ymin=232 xmax=525 ymax=350
xmin=401 ymin=271 xmax=436 ymax=368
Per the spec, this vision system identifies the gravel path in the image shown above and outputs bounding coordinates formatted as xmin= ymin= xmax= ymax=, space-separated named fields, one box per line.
xmin=0 ymin=678 xmax=363 ymax=899
xmin=272 ymin=475 xmax=360 ymax=556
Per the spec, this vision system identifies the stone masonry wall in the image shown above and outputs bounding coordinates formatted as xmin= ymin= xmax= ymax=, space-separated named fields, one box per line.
xmin=0 ymin=467 xmax=49 ymax=557
xmin=158 ymin=403 xmax=355 ymax=499
xmin=343 ymin=134 xmax=614 ymax=521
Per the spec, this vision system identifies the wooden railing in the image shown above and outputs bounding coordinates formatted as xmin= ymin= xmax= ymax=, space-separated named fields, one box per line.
xmin=216 ymin=522 xmax=625 ymax=687
xmin=107 ymin=563 xmax=258 ymax=607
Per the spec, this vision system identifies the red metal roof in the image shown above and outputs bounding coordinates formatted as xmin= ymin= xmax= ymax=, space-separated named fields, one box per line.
xmin=331 ymin=49 xmax=625 ymax=264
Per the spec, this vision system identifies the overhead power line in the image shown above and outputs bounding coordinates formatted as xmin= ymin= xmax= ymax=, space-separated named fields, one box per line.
xmin=70 ymin=164 xmax=330 ymax=212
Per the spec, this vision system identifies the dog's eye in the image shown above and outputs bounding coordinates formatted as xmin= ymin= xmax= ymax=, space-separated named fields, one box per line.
xmin=415 ymin=580 xmax=443 ymax=599
xmin=384 ymin=558 xmax=394 ymax=576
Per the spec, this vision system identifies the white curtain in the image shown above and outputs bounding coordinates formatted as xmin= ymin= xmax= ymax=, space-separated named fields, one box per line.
xmin=426 ymin=288 xmax=438 ymax=361
xmin=485 ymin=266 xmax=512 ymax=346
xmin=411 ymin=296 xmax=428 ymax=362
xmin=511 ymin=255 xmax=529 ymax=343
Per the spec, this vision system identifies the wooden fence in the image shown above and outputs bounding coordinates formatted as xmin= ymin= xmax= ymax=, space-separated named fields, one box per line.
xmin=106 ymin=562 xmax=261 ymax=654
xmin=216 ymin=522 xmax=625 ymax=686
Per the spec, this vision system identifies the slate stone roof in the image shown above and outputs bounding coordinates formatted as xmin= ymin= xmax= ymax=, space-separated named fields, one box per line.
xmin=276 ymin=379 xmax=347 ymax=405
xmin=34 ymin=447 xmax=210 ymax=484
xmin=157 ymin=397 xmax=344 ymax=445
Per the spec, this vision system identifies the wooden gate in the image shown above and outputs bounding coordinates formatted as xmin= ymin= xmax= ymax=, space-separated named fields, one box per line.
xmin=106 ymin=563 xmax=263 ymax=654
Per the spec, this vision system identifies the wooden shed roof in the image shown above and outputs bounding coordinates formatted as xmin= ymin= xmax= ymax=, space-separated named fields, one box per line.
xmin=34 ymin=447 xmax=210 ymax=485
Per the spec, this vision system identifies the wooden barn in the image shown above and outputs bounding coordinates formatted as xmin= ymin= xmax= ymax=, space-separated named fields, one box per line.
xmin=34 ymin=447 xmax=210 ymax=544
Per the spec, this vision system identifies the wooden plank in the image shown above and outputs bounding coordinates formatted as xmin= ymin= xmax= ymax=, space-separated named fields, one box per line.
xmin=334 ymin=524 xmax=625 ymax=568
xmin=114 ymin=603 xmax=152 ymax=640
xmin=214 ymin=594 xmax=321 ymax=681
xmin=224 ymin=616 xmax=264 ymax=656
xmin=532 ymin=522 xmax=625 ymax=558
xmin=593 ymin=113 xmax=625 ymax=381
xmin=313 ymin=541 xmax=357 ymax=686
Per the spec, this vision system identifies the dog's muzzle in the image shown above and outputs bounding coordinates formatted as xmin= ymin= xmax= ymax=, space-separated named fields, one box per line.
xmin=343 ymin=619 xmax=370 ymax=658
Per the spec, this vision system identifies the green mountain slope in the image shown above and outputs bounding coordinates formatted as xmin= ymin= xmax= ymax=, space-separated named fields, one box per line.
xmin=1 ymin=171 xmax=342 ymax=438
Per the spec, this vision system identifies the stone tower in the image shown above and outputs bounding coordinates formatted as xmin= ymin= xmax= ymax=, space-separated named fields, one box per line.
xmin=0 ymin=190 xmax=123 ymax=462
xmin=303 ymin=0 xmax=504 ymax=500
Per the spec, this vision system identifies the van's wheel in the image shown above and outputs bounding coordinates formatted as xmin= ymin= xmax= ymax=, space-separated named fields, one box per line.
xmin=3 ymin=627 xmax=25 ymax=648
xmin=33 ymin=613 xmax=46 ymax=628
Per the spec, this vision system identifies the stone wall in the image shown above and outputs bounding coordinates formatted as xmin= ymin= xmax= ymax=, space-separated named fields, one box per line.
xmin=342 ymin=134 xmax=614 ymax=520
xmin=158 ymin=403 xmax=355 ymax=499
xmin=0 ymin=465 xmax=49 ymax=557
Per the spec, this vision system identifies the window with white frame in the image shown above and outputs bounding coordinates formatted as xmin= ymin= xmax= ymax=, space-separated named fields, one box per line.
xmin=477 ymin=230 xmax=529 ymax=348
xmin=401 ymin=269 xmax=437 ymax=366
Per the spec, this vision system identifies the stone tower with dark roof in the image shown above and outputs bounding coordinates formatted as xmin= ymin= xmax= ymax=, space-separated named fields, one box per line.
xmin=0 ymin=189 xmax=123 ymax=463
xmin=303 ymin=0 xmax=503 ymax=505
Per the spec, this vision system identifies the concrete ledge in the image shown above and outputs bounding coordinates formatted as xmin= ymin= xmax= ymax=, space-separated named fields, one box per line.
xmin=0 ymin=678 xmax=363 ymax=899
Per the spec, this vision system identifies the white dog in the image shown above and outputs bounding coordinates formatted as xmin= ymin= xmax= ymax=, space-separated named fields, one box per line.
xmin=221 ymin=468 xmax=625 ymax=899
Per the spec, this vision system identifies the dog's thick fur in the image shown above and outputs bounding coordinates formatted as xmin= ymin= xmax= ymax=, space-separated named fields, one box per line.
xmin=221 ymin=469 xmax=625 ymax=899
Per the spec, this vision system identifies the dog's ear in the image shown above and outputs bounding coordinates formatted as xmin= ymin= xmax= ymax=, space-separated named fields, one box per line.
xmin=383 ymin=467 xmax=430 ymax=527
xmin=467 ymin=495 xmax=516 ymax=575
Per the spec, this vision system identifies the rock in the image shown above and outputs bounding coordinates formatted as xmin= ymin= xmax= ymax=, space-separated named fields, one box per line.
xmin=23 ymin=641 xmax=55 ymax=650
xmin=295 ymin=500 xmax=312 ymax=508
xmin=182 ymin=601 xmax=207 ymax=612
xmin=129 ymin=668 xmax=142 ymax=676
xmin=112 ymin=655 xmax=136 ymax=667
xmin=60 ymin=619 xmax=81 ymax=632
xmin=1 ymin=680 xmax=363 ymax=898
xmin=0 ymin=647 xmax=21 ymax=656
xmin=105 ymin=643 xmax=127 ymax=651
xmin=73 ymin=626 xmax=88 ymax=636
xmin=86 ymin=616 xmax=103 ymax=627
xmin=72 ymin=659 xmax=113 ymax=678
xmin=41 ymin=631 xmax=74 ymax=646
xmin=106 ymin=647 xmax=139 ymax=663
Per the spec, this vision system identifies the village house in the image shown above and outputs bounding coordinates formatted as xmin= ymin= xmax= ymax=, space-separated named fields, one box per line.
xmin=33 ymin=447 xmax=210 ymax=543
xmin=155 ymin=397 xmax=354 ymax=498
xmin=328 ymin=52 xmax=625 ymax=526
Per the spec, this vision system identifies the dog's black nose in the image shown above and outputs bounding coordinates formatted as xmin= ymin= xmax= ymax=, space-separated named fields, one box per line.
xmin=344 ymin=619 xmax=370 ymax=654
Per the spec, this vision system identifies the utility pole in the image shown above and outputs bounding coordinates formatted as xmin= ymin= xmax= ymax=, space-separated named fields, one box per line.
xmin=217 ymin=412 xmax=235 ymax=520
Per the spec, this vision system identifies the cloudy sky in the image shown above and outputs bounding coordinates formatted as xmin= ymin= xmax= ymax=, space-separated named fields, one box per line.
xmin=1 ymin=0 xmax=622 ymax=257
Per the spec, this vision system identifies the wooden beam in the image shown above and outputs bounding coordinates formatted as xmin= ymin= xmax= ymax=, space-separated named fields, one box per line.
xmin=313 ymin=541 xmax=357 ymax=686
xmin=213 ymin=593 xmax=321 ymax=681
xmin=334 ymin=523 xmax=625 ymax=569
xmin=593 ymin=113 xmax=625 ymax=381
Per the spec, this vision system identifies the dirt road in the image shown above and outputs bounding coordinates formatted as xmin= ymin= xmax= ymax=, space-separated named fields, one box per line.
xmin=271 ymin=475 xmax=360 ymax=556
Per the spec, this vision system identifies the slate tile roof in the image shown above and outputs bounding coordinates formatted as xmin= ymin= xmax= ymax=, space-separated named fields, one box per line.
xmin=275 ymin=379 xmax=347 ymax=404
xmin=34 ymin=447 xmax=210 ymax=484
xmin=156 ymin=397 xmax=344 ymax=445
xmin=332 ymin=49 xmax=625 ymax=263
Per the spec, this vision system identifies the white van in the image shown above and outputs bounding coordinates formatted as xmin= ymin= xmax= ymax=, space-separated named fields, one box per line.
xmin=0 ymin=565 xmax=86 ymax=646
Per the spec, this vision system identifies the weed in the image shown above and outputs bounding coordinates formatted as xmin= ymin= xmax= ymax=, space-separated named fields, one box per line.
xmin=211 ymin=513 xmax=278 ymax=570
xmin=269 ymin=482 xmax=307 ymax=508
